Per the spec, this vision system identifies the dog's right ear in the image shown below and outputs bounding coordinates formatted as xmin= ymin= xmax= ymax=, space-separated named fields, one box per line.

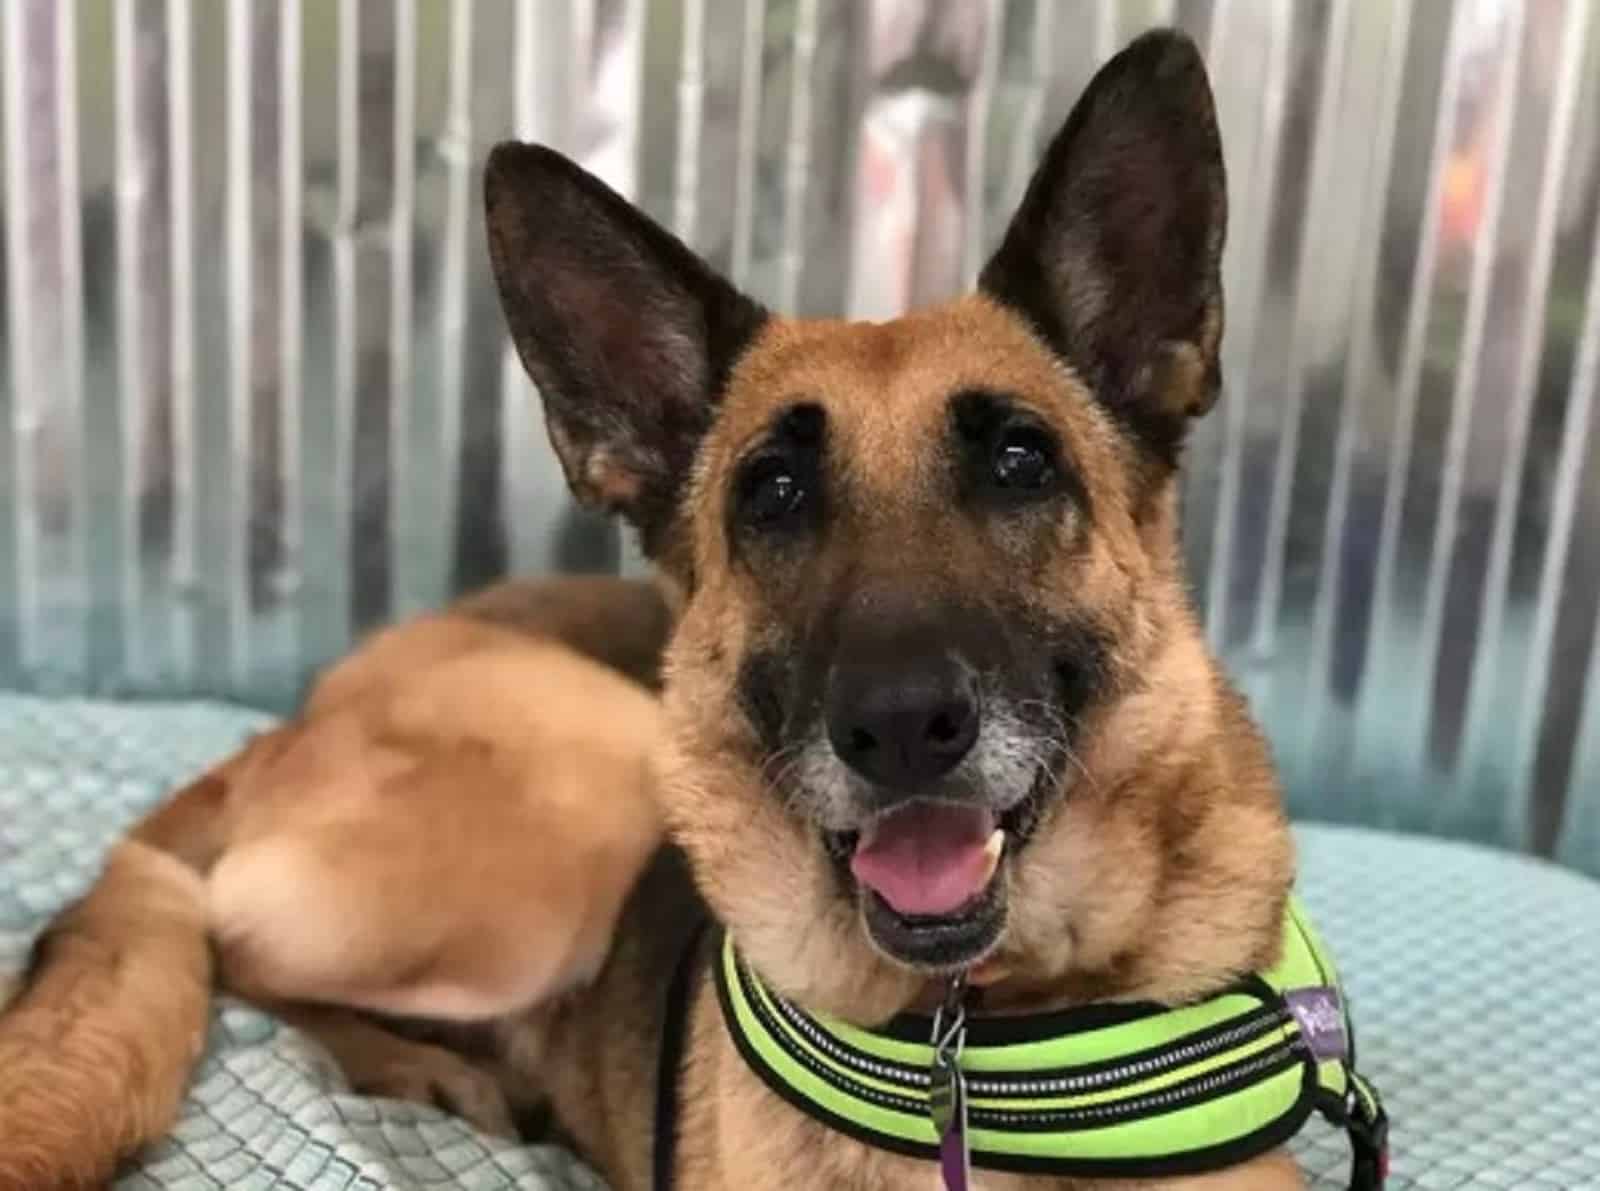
xmin=484 ymin=143 xmax=767 ymax=556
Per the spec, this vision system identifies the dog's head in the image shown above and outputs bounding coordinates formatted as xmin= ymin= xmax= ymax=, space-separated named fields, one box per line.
xmin=487 ymin=30 xmax=1291 ymax=1019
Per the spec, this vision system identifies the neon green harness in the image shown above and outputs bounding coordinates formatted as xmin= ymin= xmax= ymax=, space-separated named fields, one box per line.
xmin=713 ymin=897 xmax=1388 ymax=1185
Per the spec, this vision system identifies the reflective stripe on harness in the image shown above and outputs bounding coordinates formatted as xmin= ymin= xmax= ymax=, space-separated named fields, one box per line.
xmin=693 ymin=896 xmax=1387 ymax=1188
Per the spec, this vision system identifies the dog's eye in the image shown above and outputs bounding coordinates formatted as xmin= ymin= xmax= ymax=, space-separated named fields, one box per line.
xmin=740 ymin=458 xmax=808 ymax=527
xmin=991 ymin=427 xmax=1055 ymax=491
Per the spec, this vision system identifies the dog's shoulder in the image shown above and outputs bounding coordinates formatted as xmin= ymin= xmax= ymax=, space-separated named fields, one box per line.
xmin=507 ymin=846 xmax=708 ymax=1185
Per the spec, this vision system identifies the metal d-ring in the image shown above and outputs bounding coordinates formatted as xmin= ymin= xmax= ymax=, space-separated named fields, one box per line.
xmin=931 ymin=970 xmax=970 ymax=1058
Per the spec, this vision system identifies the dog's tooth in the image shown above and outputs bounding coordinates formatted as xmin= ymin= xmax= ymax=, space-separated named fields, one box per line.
xmin=980 ymin=829 xmax=1006 ymax=883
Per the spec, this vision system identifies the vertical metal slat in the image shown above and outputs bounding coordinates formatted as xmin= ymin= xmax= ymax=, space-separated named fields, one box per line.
xmin=0 ymin=1 xmax=89 ymax=687
xmin=1349 ymin=0 xmax=1476 ymax=784
xmin=112 ymin=0 xmax=146 ymax=683
xmin=729 ymin=0 xmax=765 ymax=289
xmin=777 ymin=0 xmax=820 ymax=314
xmin=349 ymin=1 xmax=400 ymax=632
xmin=1175 ymin=0 xmax=1237 ymax=598
xmin=165 ymin=0 xmax=197 ymax=683
xmin=54 ymin=0 xmax=87 ymax=688
xmin=110 ymin=0 xmax=140 ymax=688
xmin=427 ymin=0 xmax=473 ymax=613
xmin=1456 ymin=0 xmax=1591 ymax=838
xmin=1533 ymin=193 xmax=1600 ymax=864
xmin=501 ymin=0 xmax=566 ymax=580
xmin=452 ymin=0 xmax=516 ymax=597
xmin=1203 ymin=0 xmax=1290 ymax=650
xmin=1000 ymin=0 xmax=1054 ymax=223
xmin=587 ymin=0 xmax=647 ymax=577
xmin=961 ymin=0 xmax=1003 ymax=287
xmin=0 ymin=0 xmax=32 ymax=678
xmin=387 ymin=0 xmax=417 ymax=619
xmin=325 ymin=0 xmax=359 ymax=654
xmin=278 ymin=0 xmax=303 ymax=673
xmin=1302 ymin=0 xmax=1415 ymax=781
xmin=673 ymin=0 xmax=706 ymax=247
xmin=1093 ymin=0 xmax=1119 ymax=66
xmin=225 ymin=0 xmax=253 ymax=684
xmin=1408 ymin=6 xmax=1524 ymax=790
xmin=239 ymin=0 xmax=290 ymax=695
xmin=1250 ymin=0 xmax=1355 ymax=662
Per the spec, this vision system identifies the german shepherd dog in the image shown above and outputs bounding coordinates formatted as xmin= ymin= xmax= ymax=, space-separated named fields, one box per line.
xmin=0 ymin=30 xmax=1309 ymax=1190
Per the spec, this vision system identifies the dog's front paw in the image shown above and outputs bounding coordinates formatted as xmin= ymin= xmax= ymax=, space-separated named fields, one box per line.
xmin=352 ymin=1044 xmax=517 ymax=1139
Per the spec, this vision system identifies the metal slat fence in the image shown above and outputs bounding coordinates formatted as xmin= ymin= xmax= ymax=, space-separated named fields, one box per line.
xmin=1 ymin=0 xmax=1598 ymax=871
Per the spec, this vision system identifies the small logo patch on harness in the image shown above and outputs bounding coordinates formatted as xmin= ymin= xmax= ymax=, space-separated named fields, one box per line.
xmin=1286 ymin=987 xmax=1348 ymax=1061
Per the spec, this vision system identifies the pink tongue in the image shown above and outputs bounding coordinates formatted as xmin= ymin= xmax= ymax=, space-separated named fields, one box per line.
xmin=850 ymin=802 xmax=996 ymax=917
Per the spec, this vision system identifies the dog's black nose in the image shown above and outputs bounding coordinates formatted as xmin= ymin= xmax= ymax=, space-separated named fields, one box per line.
xmin=825 ymin=657 xmax=980 ymax=789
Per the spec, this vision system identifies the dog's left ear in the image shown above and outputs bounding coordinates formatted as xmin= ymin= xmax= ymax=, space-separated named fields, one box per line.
xmin=980 ymin=30 xmax=1226 ymax=465
xmin=484 ymin=142 xmax=767 ymax=556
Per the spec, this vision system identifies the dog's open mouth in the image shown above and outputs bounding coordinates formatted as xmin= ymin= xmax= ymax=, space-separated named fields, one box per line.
xmin=851 ymin=802 xmax=1004 ymax=917
xmin=823 ymin=792 xmax=1043 ymax=969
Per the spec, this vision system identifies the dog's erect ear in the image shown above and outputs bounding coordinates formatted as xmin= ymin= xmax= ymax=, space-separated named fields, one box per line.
xmin=484 ymin=143 xmax=767 ymax=553
xmin=980 ymin=30 xmax=1226 ymax=465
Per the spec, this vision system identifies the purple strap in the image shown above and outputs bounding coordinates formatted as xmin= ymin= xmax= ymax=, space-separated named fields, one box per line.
xmin=939 ymin=1126 xmax=969 ymax=1191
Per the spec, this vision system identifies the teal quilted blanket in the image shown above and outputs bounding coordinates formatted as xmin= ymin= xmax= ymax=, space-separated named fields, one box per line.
xmin=4 ymin=692 xmax=1600 ymax=1188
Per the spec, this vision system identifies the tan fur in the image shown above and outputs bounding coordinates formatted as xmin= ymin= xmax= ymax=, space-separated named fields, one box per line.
xmin=606 ymin=297 xmax=1298 ymax=1189
xmin=0 ymin=843 xmax=209 ymax=1190
xmin=2 ymin=33 xmax=1312 ymax=1190
xmin=0 ymin=333 xmax=1300 ymax=1191
xmin=655 ymin=299 xmax=1292 ymax=1026
xmin=210 ymin=630 xmax=662 ymax=1021
xmin=0 ymin=577 xmax=670 ymax=1190
xmin=0 ymin=310 xmax=1300 ymax=1191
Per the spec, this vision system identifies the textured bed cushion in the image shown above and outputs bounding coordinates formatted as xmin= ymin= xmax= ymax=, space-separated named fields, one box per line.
xmin=3 ymin=693 xmax=1599 ymax=1190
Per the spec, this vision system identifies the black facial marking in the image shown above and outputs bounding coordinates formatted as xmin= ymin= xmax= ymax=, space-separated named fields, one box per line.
xmin=773 ymin=401 xmax=826 ymax=447
xmin=948 ymin=389 xmax=1089 ymax=516
xmin=727 ymin=402 xmax=827 ymax=551
xmin=737 ymin=648 xmax=790 ymax=755
xmin=1048 ymin=615 xmax=1116 ymax=725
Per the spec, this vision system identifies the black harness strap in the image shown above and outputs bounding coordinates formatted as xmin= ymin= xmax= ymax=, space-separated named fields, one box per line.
xmin=1317 ymin=1083 xmax=1390 ymax=1190
xmin=1350 ymin=1107 xmax=1391 ymax=1190
xmin=652 ymin=919 xmax=711 ymax=1191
